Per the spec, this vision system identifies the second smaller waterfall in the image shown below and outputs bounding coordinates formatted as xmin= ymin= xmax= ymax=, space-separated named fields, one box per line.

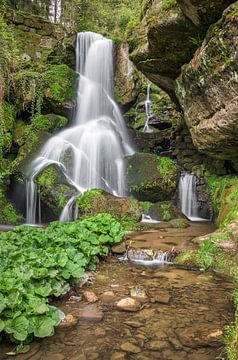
xmin=143 ymin=84 xmax=153 ymax=133
xmin=179 ymin=172 xmax=206 ymax=221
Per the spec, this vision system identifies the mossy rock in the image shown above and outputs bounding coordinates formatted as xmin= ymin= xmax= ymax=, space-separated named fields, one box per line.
xmin=76 ymin=189 xmax=143 ymax=226
xmin=126 ymin=153 xmax=180 ymax=202
xmin=36 ymin=165 xmax=78 ymax=217
xmin=149 ymin=201 xmax=185 ymax=222
xmin=168 ymin=218 xmax=190 ymax=229
xmin=173 ymin=250 xmax=199 ymax=268
xmin=13 ymin=64 xmax=78 ymax=117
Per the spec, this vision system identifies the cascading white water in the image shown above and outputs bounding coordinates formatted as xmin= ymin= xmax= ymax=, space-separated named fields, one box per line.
xmin=143 ymin=84 xmax=153 ymax=133
xmin=25 ymin=32 xmax=134 ymax=224
xmin=179 ymin=172 xmax=205 ymax=221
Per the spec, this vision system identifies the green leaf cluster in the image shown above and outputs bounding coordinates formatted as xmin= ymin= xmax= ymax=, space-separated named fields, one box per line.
xmin=0 ymin=213 xmax=125 ymax=343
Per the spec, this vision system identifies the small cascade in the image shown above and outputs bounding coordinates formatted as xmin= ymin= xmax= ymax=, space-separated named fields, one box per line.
xmin=179 ymin=172 xmax=206 ymax=221
xmin=119 ymin=248 xmax=178 ymax=266
xmin=143 ymin=84 xmax=153 ymax=133
xmin=141 ymin=214 xmax=160 ymax=224
xmin=25 ymin=32 xmax=134 ymax=224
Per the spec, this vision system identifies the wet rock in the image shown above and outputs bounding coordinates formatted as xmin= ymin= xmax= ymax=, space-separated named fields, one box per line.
xmin=130 ymin=285 xmax=148 ymax=300
xmin=145 ymin=340 xmax=168 ymax=351
xmin=111 ymin=242 xmax=126 ymax=254
xmin=149 ymin=201 xmax=185 ymax=222
xmin=126 ymin=153 xmax=180 ymax=202
xmin=151 ymin=290 xmax=171 ymax=304
xmin=178 ymin=325 xmax=223 ymax=348
xmin=116 ymin=297 xmax=141 ymax=312
xmin=120 ymin=342 xmax=141 ymax=353
xmin=58 ymin=314 xmax=78 ymax=328
xmin=168 ymin=218 xmax=190 ymax=229
xmin=94 ymin=328 xmax=106 ymax=337
xmin=100 ymin=291 xmax=116 ymax=304
xmin=72 ymin=304 xmax=104 ymax=322
xmin=83 ymin=291 xmax=98 ymax=303
xmin=110 ymin=352 xmax=126 ymax=360
xmin=124 ymin=320 xmax=144 ymax=328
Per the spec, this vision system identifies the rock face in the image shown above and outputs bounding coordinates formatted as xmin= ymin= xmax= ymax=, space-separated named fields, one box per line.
xmin=177 ymin=0 xmax=235 ymax=26
xmin=2 ymin=8 xmax=75 ymax=68
xmin=126 ymin=153 xmax=180 ymax=202
xmin=76 ymin=189 xmax=143 ymax=223
xmin=176 ymin=2 xmax=238 ymax=170
xmin=128 ymin=0 xmax=201 ymax=99
xmin=114 ymin=43 xmax=140 ymax=109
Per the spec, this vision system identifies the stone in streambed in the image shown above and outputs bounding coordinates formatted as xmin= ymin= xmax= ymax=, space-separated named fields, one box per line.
xmin=116 ymin=297 xmax=141 ymax=312
xmin=110 ymin=352 xmax=126 ymax=360
xmin=130 ymin=286 xmax=148 ymax=301
xmin=120 ymin=342 xmax=141 ymax=353
xmin=151 ymin=290 xmax=171 ymax=304
xmin=58 ymin=314 xmax=78 ymax=328
xmin=83 ymin=290 xmax=98 ymax=303
xmin=100 ymin=291 xmax=116 ymax=304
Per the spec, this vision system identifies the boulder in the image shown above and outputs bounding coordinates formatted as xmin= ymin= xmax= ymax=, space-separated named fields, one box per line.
xmin=149 ymin=201 xmax=185 ymax=221
xmin=128 ymin=0 xmax=201 ymax=99
xmin=36 ymin=164 xmax=78 ymax=218
xmin=176 ymin=2 xmax=238 ymax=170
xmin=126 ymin=153 xmax=180 ymax=202
xmin=116 ymin=298 xmax=141 ymax=312
xmin=14 ymin=65 xmax=78 ymax=118
xmin=76 ymin=189 xmax=143 ymax=223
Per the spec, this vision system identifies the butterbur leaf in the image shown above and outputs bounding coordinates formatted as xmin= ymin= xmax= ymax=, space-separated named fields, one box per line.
xmin=33 ymin=316 xmax=55 ymax=338
xmin=35 ymin=285 xmax=52 ymax=297
xmin=5 ymin=315 xmax=29 ymax=341
xmin=15 ymin=344 xmax=31 ymax=354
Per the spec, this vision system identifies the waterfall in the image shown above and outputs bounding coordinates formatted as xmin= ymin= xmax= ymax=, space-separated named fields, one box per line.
xmin=179 ymin=172 xmax=205 ymax=221
xmin=25 ymin=32 xmax=134 ymax=224
xmin=143 ymin=84 xmax=153 ymax=133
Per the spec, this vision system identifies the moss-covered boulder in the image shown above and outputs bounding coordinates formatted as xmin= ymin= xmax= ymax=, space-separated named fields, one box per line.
xmin=128 ymin=0 xmax=202 ymax=99
xmin=36 ymin=165 xmax=78 ymax=217
xmin=126 ymin=153 xmax=180 ymax=202
xmin=76 ymin=189 xmax=143 ymax=226
xmin=176 ymin=2 xmax=238 ymax=170
xmin=13 ymin=65 xmax=78 ymax=118
xmin=149 ymin=201 xmax=185 ymax=221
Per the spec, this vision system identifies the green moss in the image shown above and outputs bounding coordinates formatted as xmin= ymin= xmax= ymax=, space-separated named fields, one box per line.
xmin=173 ymin=250 xmax=199 ymax=268
xmin=139 ymin=201 xmax=153 ymax=213
xmin=37 ymin=167 xmax=58 ymax=188
xmin=161 ymin=0 xmax=177 ymax=11
xmin=77 ymin=189 xmax=104 ymax=214
xmin=160 ymin=203 xmax=172 ymax=221
xmin=0 ymin=188 xmax=22 ymax=224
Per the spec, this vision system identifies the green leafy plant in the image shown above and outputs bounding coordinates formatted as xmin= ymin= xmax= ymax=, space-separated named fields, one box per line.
xmin=197 ymin=239 xmax=221 ymax=270
xmin=0 ymin=213 xmax=125 ymax=344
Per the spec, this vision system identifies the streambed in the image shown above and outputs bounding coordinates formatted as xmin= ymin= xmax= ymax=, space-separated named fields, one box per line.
xmin=0 ymin=222 xmax=234 ymax=360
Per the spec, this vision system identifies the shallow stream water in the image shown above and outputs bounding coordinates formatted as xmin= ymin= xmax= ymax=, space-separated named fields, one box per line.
xmin=0 ymin=222 xmax=234 ymax=360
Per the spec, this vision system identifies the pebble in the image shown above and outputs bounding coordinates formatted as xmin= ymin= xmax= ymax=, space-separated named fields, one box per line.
xmin=151 ymin=291 xmax=171 ymax=304
xmin=83 ymin=290 xmax=98 ymax=303
xmin=120 ymin=342 xmax=141 ymax=354
xmin=69 ymin=356 xmax=86 ymax=360
xmin=130 ymin=286 xmax=148 ymax=300
xmin=58 ymin=314 xmax=78 ymax=328
xmin=145 ymin=340 xmax=168 ymax=351
xmin=100 ymin=290 xmax=115 ymax=303
xmin=124 ymin=320 xmax=143 ymax=328
xmin=94 ymin=328 xmax=106 ymax=337
xmin=116 ymin=297 xmax=141 ymax=312
xmin=110 ymin=352 xmax=126 ymax=360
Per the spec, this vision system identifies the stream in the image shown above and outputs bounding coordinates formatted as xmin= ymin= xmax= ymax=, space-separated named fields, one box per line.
xmin=0 ymin=222 xmax=234 ymax=360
